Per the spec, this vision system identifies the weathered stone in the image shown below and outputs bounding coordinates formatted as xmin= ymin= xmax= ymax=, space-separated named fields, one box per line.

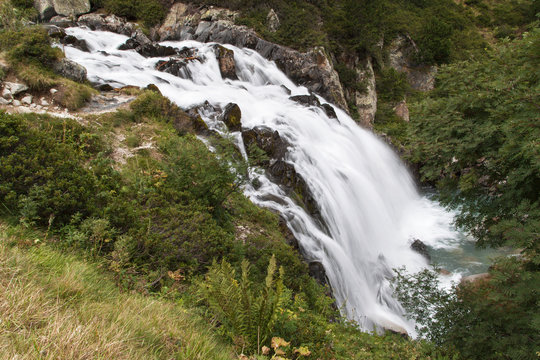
xmin=53 ymin=0 xmax=90 ymax=18
xmin=50 ymin=88 xmax=58 ymax=94
xmin=242 ymin=126 xmax=289 ymax=164
xmin=221 ymin=103 xmax=242 ymax=131
xmin=61 ymin=35 xmax=90 ymax=52
xmin=49 ymin=15 xmax=74 ymax=27
xmin=53 ymin=58 xmax=87 ymax=82
xmin=0 ymin=97 xmax=12 ymax=105
xmin=410 ymin=239 xmax=431 ymax=262
xmin=4 ymin=82 xmax=29 ymax=96
xmin=21 ymin=95 xmax=33 ymax=105
xmin=78 ymin=13 xmax=136 ymax=36
xmin=213 ymin=44 xmax=237 ymax=80
xmin=393 ymin=100 xmax=409 ymax=122
xmin=119 ymin=36 xmax=177 ymax=58
xmin=267 ymin=9 xmax=280 ymax=32
xmin=341 ymin=55 xmax=377 ymax=128
xmin=13 ymin=100 xmax=21 ymax=106
xmin=40 ymin=97 xmax=49 ymax=106
xmin=155 ymin=58 xmax=191 ymax=79
xmin=34 ymin=0 xmax=56 ymax=21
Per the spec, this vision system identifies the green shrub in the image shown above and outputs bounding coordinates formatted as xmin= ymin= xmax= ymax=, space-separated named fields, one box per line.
xmin=2 ymin=27 xmax=61 ymax=67
xmin=104 ymin=0 xmax=166 ymax=27
xmin=377 ymin=67 xmax=409 ymax=102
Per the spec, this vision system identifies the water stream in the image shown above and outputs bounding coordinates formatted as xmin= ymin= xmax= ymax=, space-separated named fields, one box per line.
xmin=62 ymin=27 xmax=487 ymax=334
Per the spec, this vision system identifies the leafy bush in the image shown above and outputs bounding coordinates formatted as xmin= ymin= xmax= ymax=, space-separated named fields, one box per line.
xmin=394 ymin=258 xmax=540 ymax=360
xmin=1 ymin=27 xmax=61 ymax=67
xmin=104 ymin=0 xmax=166 ymax=27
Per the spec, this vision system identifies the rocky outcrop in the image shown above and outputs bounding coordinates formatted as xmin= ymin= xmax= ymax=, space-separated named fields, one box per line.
xmin=213 ymin=45 xmax=237 ymax=80
xmin=389 ymin=35 xmax=437 ymax=91
xmin=155 ymin=3 xmax=347 ymax=110
xmin=221 ymin=103 xmax=242 ymax=131
xmin=53 ymin=58 xmax=87 ymax=82
xmin=289 ymin=94 xmax=337 ymax=119
xmin=78 ymin=13 xmax=136 ymax=36
xmin=61 ymin=34 xmax=90 ymax=52
xmin=34 ymin=0 xmax=90 ymax=21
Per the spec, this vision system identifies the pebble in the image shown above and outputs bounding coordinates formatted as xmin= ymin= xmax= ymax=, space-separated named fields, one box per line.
xmin=40 ymin=97 xmax=49 ymax=106
xmin=50 ymin=88 xmax=58 ymax=94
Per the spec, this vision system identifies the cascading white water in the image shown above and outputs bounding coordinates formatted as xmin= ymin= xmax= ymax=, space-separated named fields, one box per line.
xmin=62 ymin=27 xmax=465 ymax=334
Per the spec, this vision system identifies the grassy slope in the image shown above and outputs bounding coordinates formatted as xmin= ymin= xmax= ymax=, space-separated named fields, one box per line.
xmin=0 ymin=222 xmax=235 ymax=360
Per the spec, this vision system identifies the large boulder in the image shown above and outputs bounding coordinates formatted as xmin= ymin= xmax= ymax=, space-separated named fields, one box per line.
xmin=213 ymin=45 xmax=237 ymax=80
xmin=3 ymin=82 xmax=29 ymax=96
xmin=53 ymin=0 xmax=90 ymax=18
xmin=34 ymin=0 xmax=56 ymax=21
xmin=221 ymin=103 xmax=242 ymax=131
xmin=53 ymin=58 xmax=87 ymax=82
xmin=242 ymin=126 xmax=289 ymax=165
xmin=119 ymin=33 xmax=177 ymax=57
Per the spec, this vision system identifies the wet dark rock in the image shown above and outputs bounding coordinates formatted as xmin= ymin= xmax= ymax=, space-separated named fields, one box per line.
xmin=96 ymin=83 xmax=114 ymax=91
xmin=61 ymin=35 xmax=90 ymax=52
xmin=280 ymin=85 xmax=291 ymax=95
xmin=321 ymin=103 xmax=337 ymax=119
xmin=411 ymin=239 xmax=431 ymax=262
xmin=242 ymin=126 xmax=289 ymax=165
xmin=155 ymin=58 xmax=190 ymax=77
xmin=290 ymin=94 xmax=320 ymax=107
xmin=213 ymin=44 xmax=237 ymax=80
xmin=221 ymin=103 xmax=242 ymax=131
xmin=309 ymin=261 xmax=329 ymax=287
xmin=118 ymin=37 xmax=177 ymax=57
xmin=279 ymin=216 xmax=298 ymax=250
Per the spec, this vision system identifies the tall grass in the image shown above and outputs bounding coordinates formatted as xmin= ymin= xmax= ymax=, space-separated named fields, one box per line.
xmin=0 ymin=222 xmax=234 ymax=360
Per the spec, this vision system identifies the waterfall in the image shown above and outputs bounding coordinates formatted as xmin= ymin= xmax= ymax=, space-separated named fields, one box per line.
xmin=62 ymin=27 xmax=463 ymax=334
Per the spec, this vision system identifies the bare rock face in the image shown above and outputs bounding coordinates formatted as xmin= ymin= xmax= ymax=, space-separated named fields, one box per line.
xmin=410 ymin=239 xmax=431 ymax=262
xmin=389 ymin=35 xmax=437 ymax=91
xmin=221 ymin=103 xmax=242 ymax=131
xmin=53 ymin=0 xmax=90 ymax=18
xmin=213 ymin=45 xmax=237 ymax=80
xmin=156 ymin=3 xmax=348 ymax=111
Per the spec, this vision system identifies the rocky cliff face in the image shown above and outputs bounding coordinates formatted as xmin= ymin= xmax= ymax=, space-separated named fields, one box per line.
xmin=155 ymin=3 xmax=348 ymax=111
xmin=34 ymin=0 xmax=90 ymax=21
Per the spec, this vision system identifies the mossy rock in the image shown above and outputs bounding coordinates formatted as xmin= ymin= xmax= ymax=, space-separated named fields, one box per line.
xmin=222 ymin=103 xmax=242 ymax=131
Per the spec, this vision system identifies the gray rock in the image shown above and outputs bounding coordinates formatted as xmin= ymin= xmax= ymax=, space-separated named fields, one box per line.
xmin=21 ymin=95 xmax=33 ymax=105
xmin=53 ymin=0 xmax=90 ymax=18
xmin=77 ymin=13 xmax=135 ymax=36
xmin=0 ymin=97 xmax=12 ymax=105
xmin=13 ymin=100 xmax=21 ymax=106
xmin=393 ymin=100 xmax=409 ymax=122
xmin=34 ymin=0 xmax=56 ymax=21
xmin=267 ymin=9 xmax=280 ymax=32
xmin=2 ymin=87 xmax=12 ymax=99
xmin=5 ymin=82 xmax=29 ymax=96
xmin=50 ymin=88 xmax=58 ymax=94
xmin=40 ymin=97 xmax=50 ymax=106
xmin=309 ymin=261 xmax=329 ymax=287
xmin=53 ymin=58 xmax=87 ymax=82
xmin=43 ymin=24 xmax=66 ymax=38
xmin=50 ymin=15 xmax=74 ymax=27
xmin=61 ymin=35 xmax=90 ymax=52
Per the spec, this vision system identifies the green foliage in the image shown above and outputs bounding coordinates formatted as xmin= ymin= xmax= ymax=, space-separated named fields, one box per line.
xmin=415 ymin=18 xmax=453 ymax=64
xmin=335 ymin=63 xmax=367 ymax=93
xmin=104 ymin=0 xmax=166 ymax=27
xmin=407 ymin=27 xmax=540 ymax=258
xmin=394 ymin=258 xmax=540 ymax=360
xmin=1 ymin=27 xmax=61 ymax=67
xmin=377 ymin=67 xmax=410 ymax=102
xmin=197 ymin=256 xmax=287 ymax=350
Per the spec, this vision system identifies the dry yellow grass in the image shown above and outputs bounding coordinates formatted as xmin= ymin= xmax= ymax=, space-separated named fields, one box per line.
xmin=0 ymin=223 xmax=234 ymax=360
